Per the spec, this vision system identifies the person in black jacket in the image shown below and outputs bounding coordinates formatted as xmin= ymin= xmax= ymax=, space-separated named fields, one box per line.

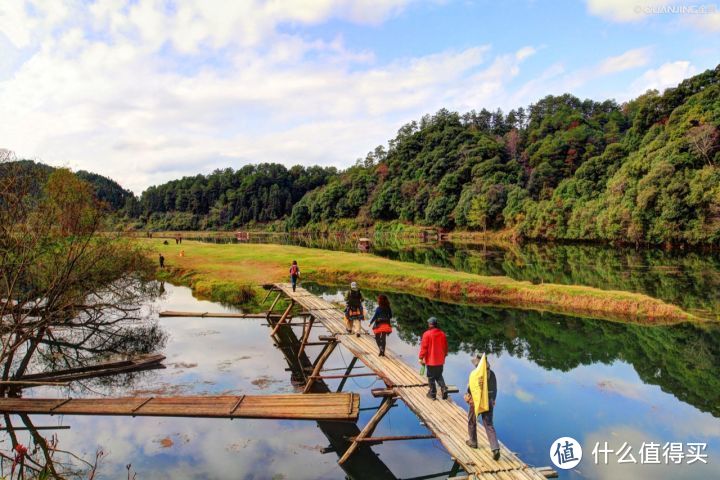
xmin=369 ymin=294 xmax=392 ymax=356
xmin=344 ymin=282 xmax=364 ymax=337
xmin=465 ymin=356 xmax=500 ymax=460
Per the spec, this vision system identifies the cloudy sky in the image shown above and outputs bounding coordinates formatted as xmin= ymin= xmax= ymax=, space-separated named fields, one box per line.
xmin=1 ymin=0 xmax=718 ymax=193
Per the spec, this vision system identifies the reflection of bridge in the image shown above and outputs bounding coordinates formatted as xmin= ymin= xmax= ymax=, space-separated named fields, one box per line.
xmin=267 ymin=301 xmax=398 ymax=480
xmin=266 ymin=283 xmax=555 ymax=480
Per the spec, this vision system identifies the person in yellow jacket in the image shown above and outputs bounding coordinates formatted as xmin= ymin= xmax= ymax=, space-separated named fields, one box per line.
xmin=465 ymin=355 xmax=500 ymax=460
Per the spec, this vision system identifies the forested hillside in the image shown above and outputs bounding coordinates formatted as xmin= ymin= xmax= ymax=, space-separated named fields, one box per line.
xmin=7 ymin=160 xmax=133 ymax=211
xmin=135 ymin=164 xmax=337 ymax=230
xmin=26 ymin=64 xmax=717 ymax=246
xmin=286 ymin=64 xmax=719 ymax=245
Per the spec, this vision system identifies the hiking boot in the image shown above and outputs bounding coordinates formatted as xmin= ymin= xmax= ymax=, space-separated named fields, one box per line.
xmin=441 ymin=387 xmax=449 ymax=400
xmin=426 ymin=391 xmax=436 ymax=400
xmin=379 ymin=350 xmax=385 ymax=357
xmin=492 ymin=449 xmax=501 ymax=461
xmin=356 ymin=333 xmax=361 ymax=337
xmin=465 ymin=440 xmax=478 ymax=449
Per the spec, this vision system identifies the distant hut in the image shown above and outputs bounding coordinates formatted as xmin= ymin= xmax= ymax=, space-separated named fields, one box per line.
xmin=358 ymin=237 xmax=371 ymax=252
xmin=419 ymin=229 xmax=438 ymax=242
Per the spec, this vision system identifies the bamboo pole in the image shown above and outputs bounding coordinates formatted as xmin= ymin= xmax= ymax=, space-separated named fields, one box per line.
xmin=270 ymin=301 xmax=295 ymax=336
xmin=2 ymin=426 xmax=72 ymax=433
xmin=338 ymin=396 xmax=395 ymax=465
xmin=0 ymin=381 xmax=70 ymax=387
xmin=261 ymin=288 xmax=277 ymax=304
xmin=310 ymin=372 xmax=376 ymax=380
xmin=297 ymin=317 xmax=315 ymax=359
xmin=266 ymin=293 xmax=282 ymax=318
xmin=303 ymin=340 xmax=338 ymax=394
xmin=348 ymin=434 xmax=435 ymax=442
xmin=336 ymin=356 xmax=358 ymax=393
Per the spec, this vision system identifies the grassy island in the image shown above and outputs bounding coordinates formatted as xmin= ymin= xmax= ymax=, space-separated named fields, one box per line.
xmin=145 ymin=239 xmax=703 ymax=324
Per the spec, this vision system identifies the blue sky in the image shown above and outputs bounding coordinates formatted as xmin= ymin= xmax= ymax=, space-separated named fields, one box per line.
xmin=0 ymin=0 xmax=718 ymax=193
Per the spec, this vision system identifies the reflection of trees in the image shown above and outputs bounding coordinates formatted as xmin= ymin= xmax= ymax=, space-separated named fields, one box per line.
xmin=0 ymin=162 xmax=168 ymax=477
xmin=385 ymin=292 xmax=720 ymax=417
xmin=1 ymin=414 xmax=104 ymax=479
xmin=372 ymin=242 xmax=720 ymax=317
xmin=0 ymin=277 xmax=166 ymax=476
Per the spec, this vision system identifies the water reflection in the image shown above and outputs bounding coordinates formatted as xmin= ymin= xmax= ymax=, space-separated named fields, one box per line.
xmin=0 ymin=278 xmax=167 ymax=477
xmin=185 ymin=232 xmax=720 ymax=319
xmin=311 ymin=284 xmax=720 ymax=479
xmin=325 ymin=287 xmax=720 ymax=417
xmin=375 ymin=242 xmax=720 ymax=320
xmin=2 ymin=283 xmax=718 ymax=479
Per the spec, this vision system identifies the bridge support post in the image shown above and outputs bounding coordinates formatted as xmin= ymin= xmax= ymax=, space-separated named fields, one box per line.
xmin=297 ymin=317 xmax=315 ymax=359
xmin=303 ymin=338 xmax=338 ymax=393
xmin=270 ymin=300 xmax=295 ymax=336
xmin=338 ymin=395 xmax=396 ymax=465
xmin=448 ymin=460 xmax=462 ymax=477
xmin=266 ymin=293 xmax=282 ymax=319
xmin=260 ymin=288 xmax=278 ymax=304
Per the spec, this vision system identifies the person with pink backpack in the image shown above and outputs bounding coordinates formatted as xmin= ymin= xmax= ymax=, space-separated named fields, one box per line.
xmin=289 ymin=260 xmax=300 ymax=292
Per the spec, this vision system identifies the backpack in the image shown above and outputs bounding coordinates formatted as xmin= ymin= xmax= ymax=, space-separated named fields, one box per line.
xmin=290 ymin=265 xmax=299 ymax=276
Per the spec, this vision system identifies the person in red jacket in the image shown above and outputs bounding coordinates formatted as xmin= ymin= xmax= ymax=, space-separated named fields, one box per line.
xmin=418 ymin=317 xmax=449 ymax=400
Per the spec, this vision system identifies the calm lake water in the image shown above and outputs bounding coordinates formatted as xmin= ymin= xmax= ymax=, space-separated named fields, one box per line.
xmin=14 ymin=282 xmax=720 ymax=479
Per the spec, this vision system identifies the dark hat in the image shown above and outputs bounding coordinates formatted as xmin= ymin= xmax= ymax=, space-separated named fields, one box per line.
xmin=471 ymin=354 xmax=490 ymax=368
xmin=427 ymin=317 xmax=437 ymax=326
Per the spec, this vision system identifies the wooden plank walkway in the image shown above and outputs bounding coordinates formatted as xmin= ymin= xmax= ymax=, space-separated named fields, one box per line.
xmin=0 ymin=393 xmax=359 ymax=421
xmin=272 ymin=283 xmax=547 ymax=480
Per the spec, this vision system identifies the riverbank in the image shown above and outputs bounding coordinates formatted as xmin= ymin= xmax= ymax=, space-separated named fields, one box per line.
xmin=146 ymin=239 xmax=702 ymax=324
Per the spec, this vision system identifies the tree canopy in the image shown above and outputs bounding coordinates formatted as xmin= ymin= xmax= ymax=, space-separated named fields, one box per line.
xmin=22 ymin=64 xmax=720 ymax=246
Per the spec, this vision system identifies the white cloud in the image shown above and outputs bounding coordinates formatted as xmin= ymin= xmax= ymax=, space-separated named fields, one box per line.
xmin=596 ymin=47 xmax=652 ymax=74
xmin=0 ymin=1 xmax=538 ymax=193
xmin=683 ymin=8 xmax=720 ymax=31
xmin=586 ymin=0 xmax=673 ymax=22
xmin=1 ymin=0 xmax=699 ymax=194
xmin=509 ymin=47 xmax=652 ymax=106
xmin=629 ymin=60 xmax=697 ymax=95
xmin=586 ymin=0 xmax=720 ymax=33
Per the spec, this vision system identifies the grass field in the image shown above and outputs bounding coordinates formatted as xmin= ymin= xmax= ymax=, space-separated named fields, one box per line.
xmin=146 ymin=239 xmax=701 ymax=324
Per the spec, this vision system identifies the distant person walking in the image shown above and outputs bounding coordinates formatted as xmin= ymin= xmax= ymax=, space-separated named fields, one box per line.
xmin=418 ymin=317 xmax=448 ymax=400
xmin=289 ymin=260 xmax=300 ymax=292
xmin=465 ymin=355 xmax=500 ymax=460
xmin=344 ymin=282 xmax=364 ymax=337
xmin=159 ymin=253 xmax=165 ymax=269
xmin=178 ymin=233 xmax=183 ymax=244
xmin=369 ymin=294 xmax=392 ymax=356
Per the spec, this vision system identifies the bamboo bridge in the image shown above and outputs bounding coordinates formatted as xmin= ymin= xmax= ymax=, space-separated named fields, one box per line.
xmin=259 ymin=283 xmax=554 ymax=480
